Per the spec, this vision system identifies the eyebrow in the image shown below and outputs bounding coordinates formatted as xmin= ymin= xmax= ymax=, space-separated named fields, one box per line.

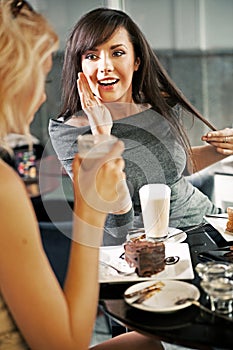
xmin=110 ymin=44 xmax=128 ymax=50
xmin=86 ymin=43 xmax=128 ymax=52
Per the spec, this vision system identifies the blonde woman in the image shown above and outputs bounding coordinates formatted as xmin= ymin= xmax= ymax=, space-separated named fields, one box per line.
xmin=0 ymin=1 xmax=163 ymax=349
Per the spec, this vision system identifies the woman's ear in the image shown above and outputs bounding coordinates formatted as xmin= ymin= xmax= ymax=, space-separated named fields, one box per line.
xmin=134 ymin=57 xmax=141 ymax=71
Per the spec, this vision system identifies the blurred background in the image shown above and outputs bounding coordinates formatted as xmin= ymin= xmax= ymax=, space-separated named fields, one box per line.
xmin=29 ymin=0 xmax=233 ymax=151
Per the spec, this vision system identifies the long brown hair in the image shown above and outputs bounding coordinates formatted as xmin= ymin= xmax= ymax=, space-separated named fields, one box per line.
xmin=59 ymin=7 xmax=216 ymax=160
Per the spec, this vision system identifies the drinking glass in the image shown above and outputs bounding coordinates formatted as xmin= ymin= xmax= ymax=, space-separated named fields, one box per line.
xmin=139 ymin=183 xmax=171 ymax=241
xmin=201 ymin=277 xmax=233 ymax=315
xmin=196 ymin=261 xmax=233 ymax=315
xmin=195 ymin=261 xmax=233 ymax=281
xmin=77 ymin=134 xmax=117 ymax=169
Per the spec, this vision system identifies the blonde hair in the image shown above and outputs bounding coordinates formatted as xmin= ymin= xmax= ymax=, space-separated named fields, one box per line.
xmin=0 ymin=0 xmax=59 ymax=150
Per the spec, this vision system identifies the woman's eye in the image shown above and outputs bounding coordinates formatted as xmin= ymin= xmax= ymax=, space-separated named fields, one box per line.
xmin=113 ymin=50 xmax=125 ymax=57
xmin=85 ymin=53 xmax=97 ymax=60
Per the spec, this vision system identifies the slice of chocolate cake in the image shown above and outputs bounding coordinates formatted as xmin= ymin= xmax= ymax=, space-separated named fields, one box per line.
xmin=124 ymin=240 xmax=165 ymax=277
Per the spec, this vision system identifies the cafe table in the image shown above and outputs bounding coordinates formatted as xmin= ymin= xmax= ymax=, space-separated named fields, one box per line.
xmin=99 ymin=223 xmax=233 ymax=350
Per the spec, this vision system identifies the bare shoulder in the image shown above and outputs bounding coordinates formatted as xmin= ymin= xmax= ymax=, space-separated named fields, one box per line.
xmin=64 ymin=114 xmax=89 ymax=127
xmin=0 ymin=160 xmax=27 ymax=202
xmin=0 ymin=160 xmax=38 ymax=241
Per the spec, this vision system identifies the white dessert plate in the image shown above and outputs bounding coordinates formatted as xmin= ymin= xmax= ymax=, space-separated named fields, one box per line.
xmin=204 ymin=216 xmax=233 ymax=242
xmin=99 ymin=243 xmax=194 ymax=283
xmin=127 ymin=227 xmax=187 ymax=244
xmin=124 ymin=280 xmax=200 ymax=313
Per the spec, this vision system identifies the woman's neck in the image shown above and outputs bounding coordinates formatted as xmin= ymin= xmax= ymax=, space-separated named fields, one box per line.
xmin=104 ymin=102 xmax=151 ymax=120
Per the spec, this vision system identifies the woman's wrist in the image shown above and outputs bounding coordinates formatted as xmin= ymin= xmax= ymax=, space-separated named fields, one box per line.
xmin=73 ymin=208 xmax=105 ymax=248
xmin=74 ymin=200 xmax=107 ymax=227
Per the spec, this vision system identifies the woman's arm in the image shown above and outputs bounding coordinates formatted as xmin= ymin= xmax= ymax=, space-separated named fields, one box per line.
xmin=191 ymin=144 xmax=226 ymax=171
xmin=191 ymin=128 xmax=233 ymax=171
xmin=0 ymin=141 xmax=125 ymax=350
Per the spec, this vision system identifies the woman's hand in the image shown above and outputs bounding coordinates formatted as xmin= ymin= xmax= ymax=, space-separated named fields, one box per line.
xmin=77 ymin=72 xmax=113 ymax=135
xmin=202 ymin=127 xmax=233 ymax=156
xmin=72 ymin=140 xmax=131 ymax=218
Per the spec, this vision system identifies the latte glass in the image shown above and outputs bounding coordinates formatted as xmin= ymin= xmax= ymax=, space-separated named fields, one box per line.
xmin=139 ymin=184 xmax=171 ymax=240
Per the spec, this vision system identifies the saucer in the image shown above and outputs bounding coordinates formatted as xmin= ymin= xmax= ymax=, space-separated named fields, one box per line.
xmin=124 ymin=280 xmax=200 ymax=313
xmin=126 ymin=227 xmax=187 ymax=244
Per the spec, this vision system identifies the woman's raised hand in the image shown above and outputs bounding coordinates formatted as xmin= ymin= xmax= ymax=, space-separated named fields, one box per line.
xmin=77 ymin=72 xmax=113 ymax=135
xmin=202 ymin=127 xmax=233 ymax=156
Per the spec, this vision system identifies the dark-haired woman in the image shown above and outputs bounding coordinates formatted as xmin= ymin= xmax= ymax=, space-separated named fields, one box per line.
xmin=49 ymin=7 xmax=233 ymax=245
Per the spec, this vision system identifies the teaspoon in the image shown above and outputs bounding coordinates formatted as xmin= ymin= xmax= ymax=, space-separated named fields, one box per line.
xmin=175 ymin=298 xmax=233 ymax=322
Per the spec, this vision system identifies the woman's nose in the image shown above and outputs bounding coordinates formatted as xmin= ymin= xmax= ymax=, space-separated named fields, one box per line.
xmin=98 ymin=56 xmax=114 ymax=73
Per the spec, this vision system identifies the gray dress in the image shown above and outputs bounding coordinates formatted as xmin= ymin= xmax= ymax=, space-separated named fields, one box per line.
xmin=49 ymin=108 xmax=219 ymax=245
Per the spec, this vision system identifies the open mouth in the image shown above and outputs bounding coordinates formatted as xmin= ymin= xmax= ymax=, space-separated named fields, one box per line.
xmin=98 ymin=79 xmax=119 ymax=86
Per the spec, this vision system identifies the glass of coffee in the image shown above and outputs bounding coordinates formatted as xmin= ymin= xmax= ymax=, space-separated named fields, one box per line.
xmin=139 ymin=183 xmax=171 ymax=241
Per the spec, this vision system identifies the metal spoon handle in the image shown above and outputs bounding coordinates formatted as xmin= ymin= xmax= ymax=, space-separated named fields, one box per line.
xmin=184 ymin=222 xmax=207 ymax=233
xmin=193 ymin=300 xmax=233 ymax=322
xmin=192 ymin=300 xmax=214 ymax=314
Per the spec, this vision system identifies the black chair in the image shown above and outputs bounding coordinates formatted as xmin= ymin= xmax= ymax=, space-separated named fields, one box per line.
xmin=32 ymin=198 xmax=73 ymax=287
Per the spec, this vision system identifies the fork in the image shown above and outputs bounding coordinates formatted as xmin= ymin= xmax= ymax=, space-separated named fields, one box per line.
xmin=100 ymin=260 xmax=135 ymax=276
